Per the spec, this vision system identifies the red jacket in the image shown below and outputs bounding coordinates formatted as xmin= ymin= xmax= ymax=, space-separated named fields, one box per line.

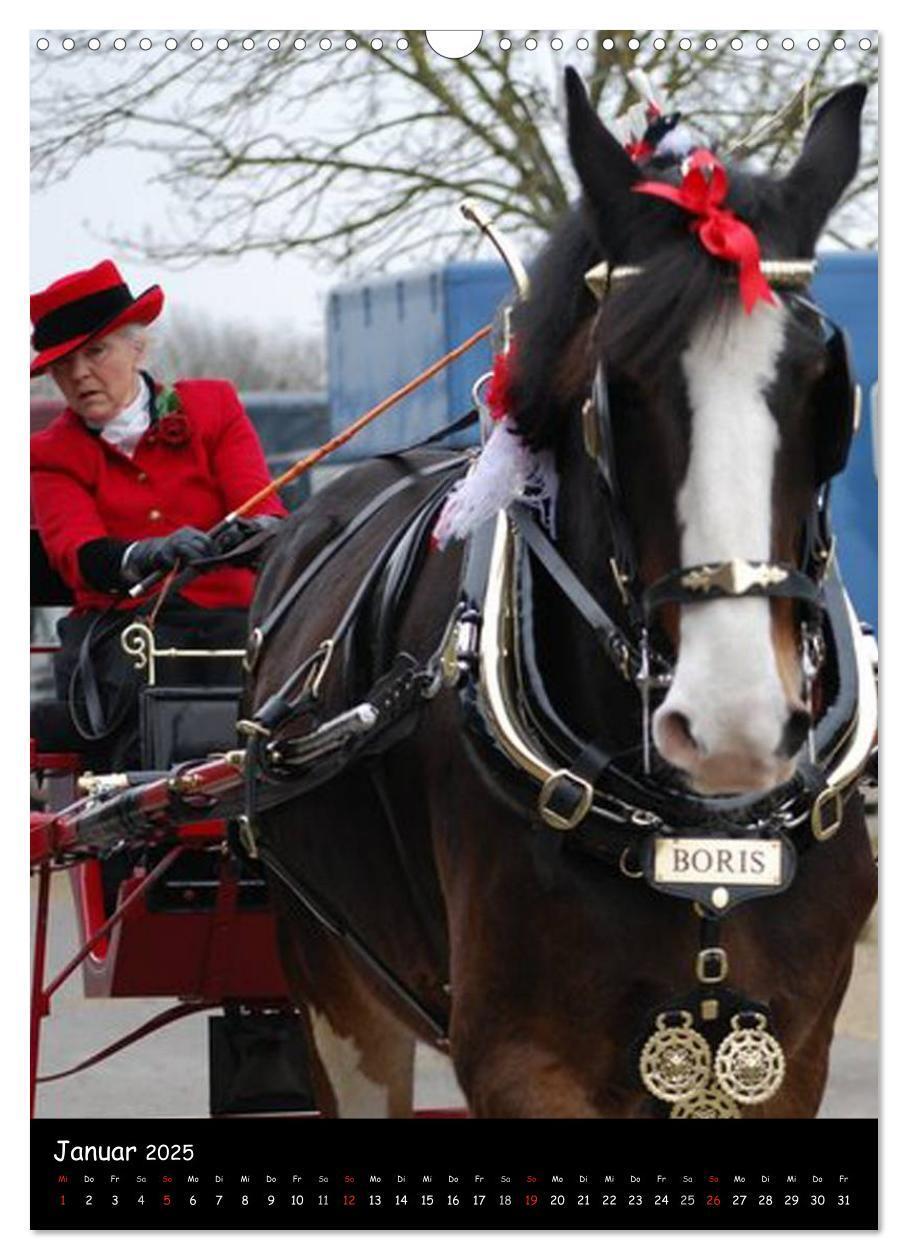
xmin=31 ymin=378 xmax=287 ymax=613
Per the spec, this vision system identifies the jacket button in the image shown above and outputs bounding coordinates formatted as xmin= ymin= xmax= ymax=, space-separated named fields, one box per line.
xmin=149 ymin=509 xmax=162 ymax=522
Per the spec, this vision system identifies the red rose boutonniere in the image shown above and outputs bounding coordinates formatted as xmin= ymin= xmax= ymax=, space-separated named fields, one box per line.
xmin=154 ymin=384 xmax=192 ymax=447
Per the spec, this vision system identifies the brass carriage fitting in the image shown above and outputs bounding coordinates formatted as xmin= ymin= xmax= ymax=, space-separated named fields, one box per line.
xmin=77 ymin=771 xmax=130 ymax=797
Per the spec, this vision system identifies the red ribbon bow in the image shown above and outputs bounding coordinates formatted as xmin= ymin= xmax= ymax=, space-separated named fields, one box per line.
xmin=633 ymin=149 xmax=775 ymax=313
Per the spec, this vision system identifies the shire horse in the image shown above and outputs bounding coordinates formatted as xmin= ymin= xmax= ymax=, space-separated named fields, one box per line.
xmin=247 ymin=71 xmax=876 ymax=1118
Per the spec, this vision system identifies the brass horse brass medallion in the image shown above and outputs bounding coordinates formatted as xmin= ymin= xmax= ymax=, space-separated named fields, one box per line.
xmin=714 ymin=1013 xmax=787 ymax=1106
xmin=653 ymin=837 xmax=783 ymax=887
xmin=639 ymin=1011 xmax=713 ymax=1104
xmin=670 ymin=1080 xmax=742 ymax=1120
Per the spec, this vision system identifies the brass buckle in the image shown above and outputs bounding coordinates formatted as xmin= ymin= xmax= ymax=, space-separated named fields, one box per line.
xmin=538 ymin=770 xmax=594 ymax=831
xmin=811 ymin=786 xmax=844 ymax=841
xmin=695 ymin=947 xmax=728 ymax=984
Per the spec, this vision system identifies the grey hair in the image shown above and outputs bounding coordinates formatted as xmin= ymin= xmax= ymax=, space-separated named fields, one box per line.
xmin=111 ymin=322 xmax=151 ymax=357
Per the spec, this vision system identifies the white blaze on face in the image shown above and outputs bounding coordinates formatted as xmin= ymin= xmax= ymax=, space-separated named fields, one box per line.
xmin=653 ymin=301 xmax=794 ymax=793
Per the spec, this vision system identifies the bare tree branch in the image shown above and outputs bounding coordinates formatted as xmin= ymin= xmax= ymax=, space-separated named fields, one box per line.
xmin=31 ymin=29 xmax=878 ymax=274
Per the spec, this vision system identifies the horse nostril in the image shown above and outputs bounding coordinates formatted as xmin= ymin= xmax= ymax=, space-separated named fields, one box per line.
xmin=659 ymin=709 xmax=703 ymax=758
xmin=778 ymin=707 xmax=811 ymax=758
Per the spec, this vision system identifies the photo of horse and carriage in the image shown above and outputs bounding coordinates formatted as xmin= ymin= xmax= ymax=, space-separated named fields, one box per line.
xmin=29 ymin=30 xmax=878 ymax=1141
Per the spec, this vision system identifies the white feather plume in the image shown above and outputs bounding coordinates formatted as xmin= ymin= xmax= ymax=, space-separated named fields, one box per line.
xmin=431 ymin=417 xmax=558 ymax=550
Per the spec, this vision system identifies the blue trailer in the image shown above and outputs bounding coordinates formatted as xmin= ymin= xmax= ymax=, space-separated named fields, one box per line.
xmin=327 ymin=253 xmax=878 ymax=626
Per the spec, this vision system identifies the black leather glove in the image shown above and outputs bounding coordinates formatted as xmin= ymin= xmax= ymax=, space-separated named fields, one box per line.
xmin=213 ymin=515 xmax=282 ymax=555
xmin=121 ymin=526 xmax=217 ymax=582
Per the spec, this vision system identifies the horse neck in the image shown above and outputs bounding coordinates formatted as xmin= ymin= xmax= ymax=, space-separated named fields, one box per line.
xmin=532 ymin=419 xmax=639 ymax=746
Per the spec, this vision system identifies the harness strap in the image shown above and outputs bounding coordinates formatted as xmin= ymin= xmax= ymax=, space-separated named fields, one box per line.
xmin=538 ymin=739 xmax=619 ymax=834
xmin=510 ymin=503 xmax=663 ymax=679
xmin=251 ymin=453 xmax=469 ymax=654
xmin=250 ymin=466 xmax=466 ymax=732
xmin=643 ymin=561 xmax=824 ymax=615
xmin=256 ymin=844 xmax=449 ymax=1045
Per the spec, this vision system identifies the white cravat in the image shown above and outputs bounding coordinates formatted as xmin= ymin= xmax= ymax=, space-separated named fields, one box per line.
xmin=94 ymin=375 xmax=151 ymax=458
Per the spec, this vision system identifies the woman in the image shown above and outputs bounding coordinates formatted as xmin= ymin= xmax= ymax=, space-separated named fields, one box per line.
xmin=30 ymin=259 xmax=287 ymax=768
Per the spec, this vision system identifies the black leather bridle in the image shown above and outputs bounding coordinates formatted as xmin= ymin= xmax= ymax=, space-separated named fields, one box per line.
xmin=574 ymin=261 xmax=861 ymax=761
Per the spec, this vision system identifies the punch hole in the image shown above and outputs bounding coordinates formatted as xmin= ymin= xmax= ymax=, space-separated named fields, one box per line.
xmin=243 ymin=38 xmax=255 ymax=50
xmin=62 ymin=37 xmax=74 ymax=50
xmin=807 ymin=38 xmax=820 ymax=50
xmin=834 ymin=38 xmax=846 ymax=50
xmin=319 ymin=38 xmax=332 ymax=50
xmin=731 ymin=37 xmax=743 ymax=50
xmin=756 ymin=37 xmax=769 ymax=50
xmin=139 ymin=38 xmax=152 ymax=50
xmin=114 ymin=37 xmax=126 ymax=50
xmin=576 ymin=38 xmax=588 ymax=51
xmin=704 ymin=37 xmax=717 ymax=50
xmin=165 ymin=38 xmax=177 ymax=51
xmin=425 ymin=32 xmax=481 ymax=58
xmin=601 ymin=38 xmax=614 ymax=50
xmin=191 ymin=38 xmax=203 ymax=51
xmin=371 ymin=38 xmax=383 ymax=49
xmin=36 ymin=37 xmax=49 ymax=50
xmin=397 ymin=37 xmax=409 ymax=50
xmin=88 ymin=37 xmax=101 ymax=51
xmin=345 ymin=38 xmax=357 ymax=50
xmin=679 ymin=38 xmax=692 ymax=50
xmin=294 ymin=39 xmax=306 ymax=50
xmin=268 ymin=38 xmax=281 ymax=50
xmin=217 ymin=38 xmax=229 ymax=50
xmin=653 ymin=38 xmax=665 ymax=50
xmin=628 ymin=37 xmax=640 ymax=50
xmin=500 ymin=38 xmax=511 ymax=50
xmin=525 ymin=37 xmax=537 ymax=50
xmin=782 ymin=38 xmax=794 ymax=50
xmin=859 ymin=38 xmax=873 ymax=50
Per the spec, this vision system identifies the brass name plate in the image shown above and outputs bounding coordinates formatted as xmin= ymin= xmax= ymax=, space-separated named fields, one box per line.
xmin=652 ymin=837 xmax=783 ymax=887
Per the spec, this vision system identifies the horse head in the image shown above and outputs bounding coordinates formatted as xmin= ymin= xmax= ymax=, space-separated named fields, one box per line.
xmin=511 ymin=70 xmax=866 ymax=798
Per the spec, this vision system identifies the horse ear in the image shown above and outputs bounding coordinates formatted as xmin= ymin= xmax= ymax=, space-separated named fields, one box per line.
xmin=784 ymin=83 xmax=867 ymax=247
xmin=565 ymin=67 xmax=639 ymax=243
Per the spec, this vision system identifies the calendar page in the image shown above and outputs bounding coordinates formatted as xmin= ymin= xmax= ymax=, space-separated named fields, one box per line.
xmin=29 ymin=27 xmax=879 ymax=1232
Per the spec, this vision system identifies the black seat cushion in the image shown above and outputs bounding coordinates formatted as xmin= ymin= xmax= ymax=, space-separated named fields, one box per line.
xmin=140 ymin=686 xmax=241 ymax=769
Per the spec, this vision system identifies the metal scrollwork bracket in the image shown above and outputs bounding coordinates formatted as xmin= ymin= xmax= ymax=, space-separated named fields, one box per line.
xmin=120 ymin=620 xmax=247 ymax=687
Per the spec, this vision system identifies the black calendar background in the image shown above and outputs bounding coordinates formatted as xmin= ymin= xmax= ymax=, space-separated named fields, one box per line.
xmin=32 ymin=1117 xmax=877 ymax=1230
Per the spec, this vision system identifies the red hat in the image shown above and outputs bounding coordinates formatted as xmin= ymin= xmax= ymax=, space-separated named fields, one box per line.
xmin=30 ymin=259 xmax=164 ymax=377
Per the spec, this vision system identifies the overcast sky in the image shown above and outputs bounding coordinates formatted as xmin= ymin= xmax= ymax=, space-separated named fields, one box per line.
xmin=30 ymin=141 xmax=337 ymax=340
